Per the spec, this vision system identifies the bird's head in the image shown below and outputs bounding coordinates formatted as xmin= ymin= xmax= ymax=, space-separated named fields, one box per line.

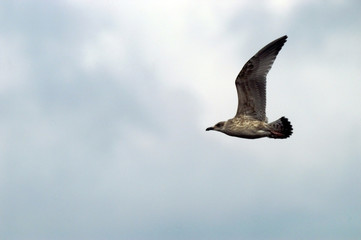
xmin=206 ymin=121 xmax=226 ymax=132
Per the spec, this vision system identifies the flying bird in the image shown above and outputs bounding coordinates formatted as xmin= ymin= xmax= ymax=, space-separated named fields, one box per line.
xmin=206 ymin=35 xmax=293 ymax=139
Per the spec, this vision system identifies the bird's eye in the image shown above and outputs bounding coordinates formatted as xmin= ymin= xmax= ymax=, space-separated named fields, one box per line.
xmin=215 ymin=122 xmax=223 ymax=128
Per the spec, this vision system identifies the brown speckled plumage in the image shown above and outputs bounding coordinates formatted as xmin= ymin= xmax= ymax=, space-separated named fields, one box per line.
xmin=206 ymin=36 xmax=293 ymax=139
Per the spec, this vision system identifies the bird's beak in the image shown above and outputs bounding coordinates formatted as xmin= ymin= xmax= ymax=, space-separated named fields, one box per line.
xmin=206 ymin=127 xmax=214 ymax=131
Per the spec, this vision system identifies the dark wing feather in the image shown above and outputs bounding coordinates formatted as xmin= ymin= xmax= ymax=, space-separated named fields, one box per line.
xmin=235 ymin=35 xmax=287 ymax=120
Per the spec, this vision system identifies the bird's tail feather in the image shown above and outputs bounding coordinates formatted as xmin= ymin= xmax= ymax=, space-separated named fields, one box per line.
xmin=268 ymin=117 xmax=293 ymax=139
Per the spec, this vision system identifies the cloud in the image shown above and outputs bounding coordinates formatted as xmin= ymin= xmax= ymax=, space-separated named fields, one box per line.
xmin=0 ymin=1 xmax=361 ymax=240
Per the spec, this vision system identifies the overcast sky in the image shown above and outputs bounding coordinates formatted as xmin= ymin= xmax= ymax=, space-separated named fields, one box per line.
xmin=1 ymin=1 xmax=361 ymax=240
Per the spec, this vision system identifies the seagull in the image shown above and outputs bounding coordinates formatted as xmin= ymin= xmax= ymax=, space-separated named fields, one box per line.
xmin=206 ymin=35 xmax=293 ymax=139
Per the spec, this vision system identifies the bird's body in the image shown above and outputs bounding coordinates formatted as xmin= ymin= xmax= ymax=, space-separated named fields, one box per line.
xmin=206 ymin=35 xmax=293 ymax=139
xmin=218 ymin=116 xmax=268 ymax=139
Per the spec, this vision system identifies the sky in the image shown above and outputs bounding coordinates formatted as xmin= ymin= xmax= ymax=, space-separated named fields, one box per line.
xmin=0 ymin=1 xmax=361 ymax=240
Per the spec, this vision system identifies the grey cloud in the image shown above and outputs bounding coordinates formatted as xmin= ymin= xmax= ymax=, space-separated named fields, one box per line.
xmin=1 ymin=1 xmax=361 ymax=240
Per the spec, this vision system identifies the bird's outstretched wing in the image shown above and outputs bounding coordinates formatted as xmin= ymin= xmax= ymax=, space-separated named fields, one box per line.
xmin=235 ymin=35 xmax=287 ymax=121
